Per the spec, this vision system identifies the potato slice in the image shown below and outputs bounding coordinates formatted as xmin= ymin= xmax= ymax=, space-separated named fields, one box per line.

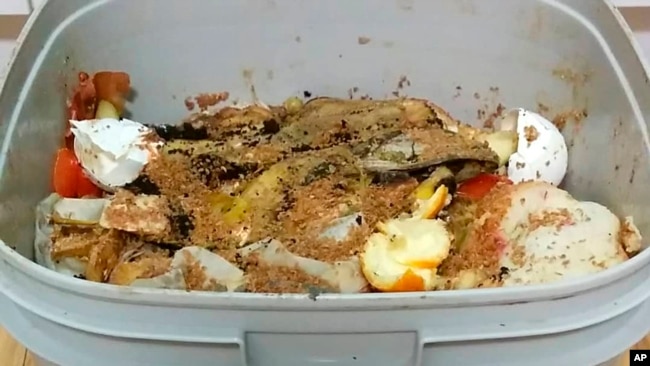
xmin=99 ymin=191 xmax=171 ymax=238
xmin=51 ymin=197 xmax=109 ymax=226
xmin=413 ymin=185 xmax=449 ymax=219
xmin=95 ymin=100 xmax=120 ymax=120
xmin=50 ymin=228 xmax=97 ymax=260
xmin=109 ymin=256 xmax=172 ymax=286
xmin=239 ymin=239 xmax=369 ymax=293
xmin=85 ymin=231 xmax=124 ymax=282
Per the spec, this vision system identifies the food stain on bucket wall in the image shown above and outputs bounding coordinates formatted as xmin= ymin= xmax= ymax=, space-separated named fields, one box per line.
xmin=552 ymin=65 xmax=592 ymax=103
xmin=396 ymin=0 xmax=414 ymax=11
xmin=392 ymin=75 xmax=411 ymax=97
xmin=456 ymin=0 xmax=477 ymax=15
xmin=528 ymin=6 xmax=546 ymax=42
xmin=515 ymin=61 xmax=592 ymax=158
xmin=472 ymin=87 xmax=505 ymax=129
xmin=242 ymin=68 xmax=259 ymax=103
xmin=357 ymin=36 xmax=371 ymax=45
xmin=183 ymin=92 xmax=229 ymax=112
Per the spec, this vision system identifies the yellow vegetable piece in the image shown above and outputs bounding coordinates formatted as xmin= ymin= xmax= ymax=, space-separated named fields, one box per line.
xmin=283 ymin=96 xmax=304 ymax=115
xmin=95 ymin=100 xmax=120 ymax=119
xmin=240 ymin=162 xmax=289 ymax=202
xmin=207 ymin=192 xmax=235 ymax=213
xmin=414 ymin=167 xmax=453 ymax=200
xmin=207 ymin=191 xmax=249 ymax=224
xmin=477 ymin=130 xmax=518 ymax=167
xmin=223 ymin=197 xmax=250 ymax=225
xmin=419 ymin=185 xmax=448 ymax=219
xmin=414 ymin=179 xmax=436 ymax=200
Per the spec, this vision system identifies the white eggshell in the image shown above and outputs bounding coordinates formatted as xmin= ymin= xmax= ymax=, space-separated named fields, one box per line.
xmin=504 ymin=109 xmax=568 ymax=186
xmin=70 ymin=118 xmax=162 ymax=190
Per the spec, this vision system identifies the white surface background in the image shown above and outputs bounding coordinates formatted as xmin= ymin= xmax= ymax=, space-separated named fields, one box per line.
xmin=0 ymin=1 xmax=649 ymax=71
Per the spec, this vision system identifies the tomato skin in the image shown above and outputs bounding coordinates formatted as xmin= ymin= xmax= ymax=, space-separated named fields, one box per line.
xmin=57 ymin=71 xmax=128 ymax=198
xmin=93 ymin=71 xmax=130 ymax=114
xmin=52 ymin=148 xmax=103 ymax=198
xmin=76 ymin=169 xmax=103 ymax=198
xmin=64 ymin=134 xmax=75 ymax=150
xmin=67 ymin=72 xmax=97 ymax=122
xmin=457 ymin=173 xmax=512 ymax=200
xmin=53 ymin=148 xmax=81 ymax=198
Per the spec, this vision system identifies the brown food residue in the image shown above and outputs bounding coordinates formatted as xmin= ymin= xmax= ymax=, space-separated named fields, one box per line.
xmin=440 ymin=183 xmax=515 ymax=280
xmin=397 ymin=75 xmax=411 ymax=89
xmin=108 ymin=245 xmax=172 ymax=286
xmin=184 ymin=97 xmax=195 ymax=111
xmin=528 ymin=208 xmax=574 ymax=231
xmin=537 ymin=102 xmax=550 ymax=114
xmin=53 ymin=95 xmax=559 ymax=294
xmin=551 ymin=108 xmax=587 ymax=131
xmin=182 ymin=251 xmax=226 ymax=291
xmin=618 ymin=218 xmax=642 ymax=255
xmin=358 ymin=36 xmax=371 ymax=45
xmin=523 ymin=125 xmax=539 ymax=145
xmin=100 ymin=190 xmax=171 ymax=238
xmin=481 ymin=103 xmax=506 ymax=129
xmin=243 ymin=253 xmax=337 ymax=293
xmin=552 ymin=68 xmax=591 ymax=87
xmin=184 ymin=92 xmax=230 ymax=112
xmin=407 ymin=127 xmax=498 ymax=164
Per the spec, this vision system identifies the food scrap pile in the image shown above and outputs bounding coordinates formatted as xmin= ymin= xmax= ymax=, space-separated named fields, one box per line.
xmin=35 ymin=71 xmax=643 ymax=294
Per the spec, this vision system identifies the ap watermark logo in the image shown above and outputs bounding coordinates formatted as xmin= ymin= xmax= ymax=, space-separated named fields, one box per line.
xmin=631 ymin=350 xmax=650 ymax=364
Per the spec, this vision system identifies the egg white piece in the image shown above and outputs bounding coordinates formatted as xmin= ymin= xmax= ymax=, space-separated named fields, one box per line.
xmin=239 ymin=239 xmax=369 ymax=293
xmin=497 ymin=182 xmax=636 ymax=286
xmin=500 ymin=109 xmax=568 ymax=186
xmin=70 ymin=118 xmax=163 ymax=190
xmin=361 ymin=217 xmax=451 ymax=291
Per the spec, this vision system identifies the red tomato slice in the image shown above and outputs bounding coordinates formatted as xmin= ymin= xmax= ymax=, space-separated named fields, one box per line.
xmin=64 ymin=134 xmax=75 ymax=150
xmin=67 ymin=72 xmax=97 ymax=122
xmin=93 ymin=71 xmax=131 ymax=114
xmin=53 ymin=148 xmax=103 ymax=198
xmin=457 ymin=173 xmax=512 ymax=200
xmin=76 ymin=169 xmax=103 ymax=198
xmin=52 ymin=148 xmax=81 ymax=198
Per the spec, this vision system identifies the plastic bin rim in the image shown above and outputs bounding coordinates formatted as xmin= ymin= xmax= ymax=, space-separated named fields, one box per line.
xmin=1 ymin=240 xmax=649 ymax=309
xmin=0 ymin=0 xmax=649 ymax=310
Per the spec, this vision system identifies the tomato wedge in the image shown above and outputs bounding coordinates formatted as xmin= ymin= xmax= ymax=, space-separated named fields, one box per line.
xmin=93 ymin=71 xmax=131 ymax=114
xmin=67 ymin=72 xmax=97 ymax=122
xmin=53 ymin=148 xmax=80 ymax=198
xmin=456 ymin=173 xmax=512 ymax=200
xmin=52 ymin=148 xmax=102 ymax=198
xmin=76 ymin=169 xmax=103 ymax=198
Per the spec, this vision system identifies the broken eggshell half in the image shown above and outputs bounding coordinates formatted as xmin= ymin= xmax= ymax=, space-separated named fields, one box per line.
xmin=70 ymin=118 xmax=163 ymax=192
xmin=496 ymin=109 xmax=568 ymax=186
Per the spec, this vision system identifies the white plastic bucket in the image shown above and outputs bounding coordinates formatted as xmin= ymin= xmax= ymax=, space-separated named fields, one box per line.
xmin=0 ymin=1 xmax=649 ymax=365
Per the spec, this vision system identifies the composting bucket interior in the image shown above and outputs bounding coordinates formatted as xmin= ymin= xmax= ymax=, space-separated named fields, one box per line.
xmin=0 ymin=0 xmax=648 ymax=261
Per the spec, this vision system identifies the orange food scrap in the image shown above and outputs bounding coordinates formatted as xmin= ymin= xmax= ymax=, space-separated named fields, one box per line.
xmin=385 ymin=269 xmax=425 ymax=292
